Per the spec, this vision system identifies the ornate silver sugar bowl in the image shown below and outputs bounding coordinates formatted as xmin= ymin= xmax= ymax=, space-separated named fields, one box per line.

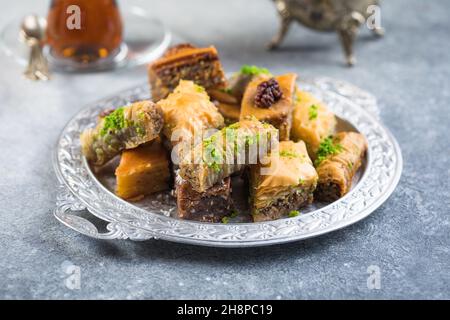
xmin=268 ymin=0 xmax=384 ymax=66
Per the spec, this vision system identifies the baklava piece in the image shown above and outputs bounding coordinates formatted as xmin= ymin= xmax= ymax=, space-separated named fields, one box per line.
xmin=157 ymin=80 xmax=225 ymax=163
xmin=215 ymin=102 xmax=241 ymax=125
xmin=315 ymin=132 xmax=367 ymax=202
xmin=209 ymin=64 xmax=272 ymax=103
xmin=148 ymin=44 xmax=227 ymax=101
xmin=175 ymin=172 xmax=233 ymax=222
xmin=115 ymin=139 xmax=170 ymax=200
xmin=208 ymin=65 xmax=272 ymax=124
xmin=291 ymin=90 xmax=337 ymax=160
xmin=250 ymin=141 xmax=318 ymax=222
xmin=80 ymin=101 xmax=163 ymax=166
xmin=156 ymin=80 xmax=232 ymax=220
xmin=228 ymin=65 xmax=272 ymax=102
xmin=180 ymin=119 xmax=277 ymax=193
xmin=240 ymin=73 xmax=297 ymax=141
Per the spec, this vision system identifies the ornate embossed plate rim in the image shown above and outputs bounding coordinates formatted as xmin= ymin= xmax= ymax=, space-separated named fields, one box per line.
xmin=53 ymin=78 xmax=402 ymax=247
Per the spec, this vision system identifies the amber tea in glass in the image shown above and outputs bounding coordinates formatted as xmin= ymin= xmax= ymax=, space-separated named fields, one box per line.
xmin=46 ymin=0 xmax=123 ymax=63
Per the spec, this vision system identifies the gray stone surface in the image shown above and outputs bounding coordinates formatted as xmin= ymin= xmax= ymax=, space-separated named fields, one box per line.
xmin=0 ymin=0 xmax=449 ymax=299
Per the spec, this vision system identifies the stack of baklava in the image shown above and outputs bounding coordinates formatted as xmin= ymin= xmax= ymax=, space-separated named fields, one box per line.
xmin=80 ymin=43 xmax=368 ymax=223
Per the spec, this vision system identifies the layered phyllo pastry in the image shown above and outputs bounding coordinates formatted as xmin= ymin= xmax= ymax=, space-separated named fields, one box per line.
xmin=80 ymin=101 xmax=163 ymax=166
xmin=315 ymin=132 xmax=367 ymax=201
xmin=179 ymin=119 xmax=277 ymax=193
xmin=156 ymin=80 xmax=233 ymax=219
xmin=175 ymin=172 xmax=233 ymax=222
xmin=210 ymin=65 xmax=272 ymax=104
xmin=240 ymin=73 xmax=297 ymax=141
xmin=148 ymin=44 xmax=227 ymax=101
xmin=156 ymin=80 xmax=224 ymax=159
xmin=115 ymin=139 xmax=170 ymax=200
xmin=215 ymin=102 xmax=241 ymax=125
xmin=208 ymin=85 xmax=240 ymax=124
xmin=209 ymin=65 xmax=272 ymax=124
xmin=228 ymin=65 xmax=272 ymax=102
xmin=250 ymin=141 xmax=318 ymax=222
xmin=291 ymin=90 xmax=337 ymax=159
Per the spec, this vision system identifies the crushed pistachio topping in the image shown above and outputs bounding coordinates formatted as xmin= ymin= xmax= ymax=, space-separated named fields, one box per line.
xmin=288 ymin=210 xmax=300 ymax=218
xmin=308 ymin=104 xmax=319 ymax=120
xmin=222 ymin=211 xmax=239 ymax=224
xmin=279 ymin=150 xmax=300 ymax=158
xmin=245 ymin=134 xmax=256 ymax=146
xmin=239 ymin=64 xmax=271 ymax=76
xmin=100 ymin=107 xmax=131 ymax=136
xmin=314 ymin=136 xmax=343 ymax=166
xmin=135 ymin=125 xmax=145 ymax=137
xmin=194 ymin=84 xmax=206 ymax=93
xmin=137 ymin=112 xmax=146 ymax=120
xmin=203 ymin=135 xmax=223 ymax=173
xmin=228 ymin=123 xmax=240 ymax=130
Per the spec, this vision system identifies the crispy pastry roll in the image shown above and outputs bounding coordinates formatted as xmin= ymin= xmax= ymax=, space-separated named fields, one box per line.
xmin=315 ymin=132 xmax=367 ymax=202
xmin=115 ymin=139 xmax=170 ymax=200
xmin=148 ymin=44 xmax=227 ymax=101
xmin=179 ymin=119 xmax=277 ymax=193
xmin=80 ymin=101 xmax=163 ymax=166
xmin=175 ymin=172 xmax=233 ymax=222
xmin=250 ymin=141 xmax=318 ymax=222
xmin=291 ymin=90 xmax=337 ymax=160
xmin=240 ymin=73 xmax=297 ymax=141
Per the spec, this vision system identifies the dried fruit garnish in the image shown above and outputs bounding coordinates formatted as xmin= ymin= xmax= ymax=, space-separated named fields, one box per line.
xmin=254 ymin=78 xmax=283 ymax=108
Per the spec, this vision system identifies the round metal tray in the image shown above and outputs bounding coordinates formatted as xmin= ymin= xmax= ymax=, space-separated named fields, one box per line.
xmin=53 ymin=77 xmax=402 ymax=247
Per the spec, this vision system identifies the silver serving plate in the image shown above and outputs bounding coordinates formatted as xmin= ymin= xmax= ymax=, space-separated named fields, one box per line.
xmin=53 ymin=77 xmax=402 ymax=247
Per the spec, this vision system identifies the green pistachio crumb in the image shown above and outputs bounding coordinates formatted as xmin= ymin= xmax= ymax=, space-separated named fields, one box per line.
xmin=221 ymin=216 xmax=230 ymax=224
xmin=135 ymin=126 xmax=145 ymax=137
xmin=100 ymin=107 xmax=129 ymax=136
xmin=228 ymin=123 xmax=240 ymax=130
xmin=279 ymin=150 xmax=300 ymax=158
xmin=314 ymin=136 xmax=343 ymax=167
xmin=210 ymin=162 xmax=221 ymax=173
xmin=308 ymin=104 xmax=319 ymax=120
xmin=239 ymin=64 xmax=271 ymax=76
xmin=288 ymin=210 xmax=300 ymax=218
xmin=194 ymin=84 xmax=206 ymax=93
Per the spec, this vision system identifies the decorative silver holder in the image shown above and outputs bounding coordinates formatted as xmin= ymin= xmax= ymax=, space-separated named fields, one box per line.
xmin=268 ymin=0 xmax=385 ymax=66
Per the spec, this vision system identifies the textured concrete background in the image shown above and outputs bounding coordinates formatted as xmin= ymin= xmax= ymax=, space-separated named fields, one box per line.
xmin=0 ymin=0 xmax=449 ymax=299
